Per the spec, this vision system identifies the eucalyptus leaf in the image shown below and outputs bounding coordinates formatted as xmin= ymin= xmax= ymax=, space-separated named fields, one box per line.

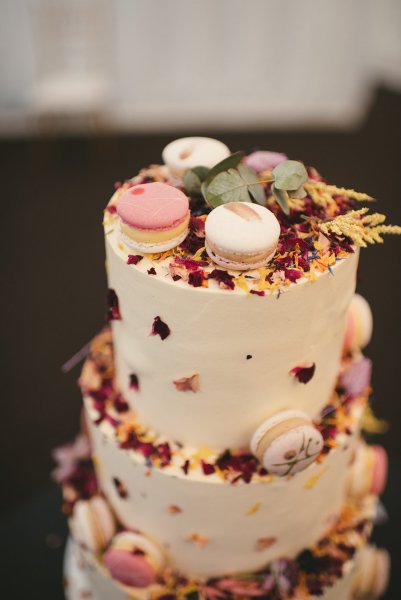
xmin=183 ymin=166 xmax=210 ymax=196
xmin=272 ymin=183 xmax=290 ymax=215
xmin=237 ymin=164 xmax=266 ymax=205
xmin=273 ymin=160 xmax=308 ymax=191
xmin=205 ymin=151 xmax=245 ymax=183
xmin=288 ymin=184 xmax=307 ymax=199
xmin=204 ymin=168 xmax=253 ymax=207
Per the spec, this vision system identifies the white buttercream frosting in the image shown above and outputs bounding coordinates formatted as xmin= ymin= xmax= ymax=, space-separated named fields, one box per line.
xmin=105 ymin=223 xmax=359 ymax=449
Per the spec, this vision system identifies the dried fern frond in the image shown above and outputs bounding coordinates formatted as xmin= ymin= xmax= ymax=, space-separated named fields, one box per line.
xmin=320 ymin=208 xmax=401 ymax=247
xmin=305 ymin=181 xmax=373 ymax=205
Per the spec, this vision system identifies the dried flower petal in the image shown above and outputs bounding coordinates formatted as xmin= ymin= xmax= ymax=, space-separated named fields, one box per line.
xmin=151 ymin=316 xmax=171 ymax=340
xmin=129 ymin=373 xmax=139 ymax=391
xmin=208 ymin=269 xmax=235 ymax=290
xmin=112 ymin=477 xmax=128 ymax=499
xmin=167 ymin=505 xmax=182 ymax=514
xmin=173 ymin=373 xmax=200 ymax=392
xmin=255 ymin=536 xmax=277 ymax=551
xmin=127 ymin=254 xmax=143 ymax=265
xmin=106 ymin=289 xmax=121 ymax=321
xmin=290 ymin=363 xmax=316 ymax=384
xmin=186 ymin=533 xmax=210 ymax=548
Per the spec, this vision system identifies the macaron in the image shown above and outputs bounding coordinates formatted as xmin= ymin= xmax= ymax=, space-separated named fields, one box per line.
xmin=343 ymin=294 xmax=373 ymax=355
xmin=205 ymin=202 xmax=280 ymax=271
xmin=250 ymin=410 xmax=324 ymax=477
xmin=244 ymin=150 xmax=287 ymax=173
xmin=162 ymin=137 xmax=230 ymax=177
xmin=353 ymin=545 xmax=390 ymax=599
xmin=103 ymin=531 xmax=164 ymax=588
xmin=347 ymin=443 xmax=388 ymax=499
xmin=117 ymin=182 xmax=190 ymax=253
xmin=69 ymin=495 xmax=116 ymax=553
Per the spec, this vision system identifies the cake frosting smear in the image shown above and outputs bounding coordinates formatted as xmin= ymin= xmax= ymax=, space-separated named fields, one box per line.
xmin=56 ymin=137 xmax=401 ymax=599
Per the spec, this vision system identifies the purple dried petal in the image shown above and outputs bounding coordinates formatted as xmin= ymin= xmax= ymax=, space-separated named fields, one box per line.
xmin=147 ymin=267 xmax=156 ymax=275
xmin=188 ymin=270 xmax=205 ymax=287
xmin=340 ymin=358 xmax=372 ymax=397
xmin=151 ymin=316 xmax=171 ymax=340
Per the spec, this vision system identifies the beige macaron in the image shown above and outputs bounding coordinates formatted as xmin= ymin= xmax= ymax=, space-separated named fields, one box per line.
xmin=250 ymin=409 xmax=324 ymax=476
xmin=343 ymin=293 xmax=373 ymax=355
xmin=69 ymin=495 xmax=116 ymax=553
xmin=353 ymin=545 xmax=390 ymax=599
xmin=162 ymin=137 xmax=230 ymax=177
xmin=205 ymin=202 xmax=280 ymax=271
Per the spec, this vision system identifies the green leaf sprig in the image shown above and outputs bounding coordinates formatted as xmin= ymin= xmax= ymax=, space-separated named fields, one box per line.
xmin=182 ymin=153 xmax=308 ymax=215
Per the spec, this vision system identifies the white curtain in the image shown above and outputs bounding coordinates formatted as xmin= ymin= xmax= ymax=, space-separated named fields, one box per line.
xmin=0 ymin=0 xmax=400 ymax=133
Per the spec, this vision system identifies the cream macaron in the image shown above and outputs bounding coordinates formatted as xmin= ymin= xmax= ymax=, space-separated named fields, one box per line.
xmin=69 ymin=495 xmax=116 ymax=553
xmin=353 ymin=545 xmax=390 ymax=600
xmin=343 ymin=293 xmax=373 ymax=355
xmin=117 ymin=182 xmax=190 ymax=253
xmin=347 ymin=443 xmax=388 ymax=500
xmin=162 ymin=137 xmax=230 ymax=177
xmin=205 ymin=202 xmax=280 ymax=271
xmin=250 ymin=410 xmax=324 ymax=477
xmin=103 ymin=531 xmax=165 ymax=589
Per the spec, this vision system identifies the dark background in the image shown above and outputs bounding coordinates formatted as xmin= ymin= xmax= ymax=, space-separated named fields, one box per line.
xmin=0 ymin=87 xmax=400 ymax=598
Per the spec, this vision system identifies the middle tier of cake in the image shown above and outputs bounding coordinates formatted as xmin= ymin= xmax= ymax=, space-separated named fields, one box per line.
xmin=81 ymin=330 xmax=372 ymax=579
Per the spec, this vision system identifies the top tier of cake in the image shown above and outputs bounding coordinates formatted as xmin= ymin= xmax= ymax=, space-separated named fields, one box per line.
xmin=103 ymin=142 xmax=364 ymax=451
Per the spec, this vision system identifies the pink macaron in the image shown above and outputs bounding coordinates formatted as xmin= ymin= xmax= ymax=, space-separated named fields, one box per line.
xmin=103 ymin=531 xmax=164 ymax=589
xmin=117 ymin=182 xmax=190 ymax=253
xmin=370 ymin=445 xmax=388 ymax=496
xmin=343 ymin=293 xmax=373 ymax=355
xmin=103 ymin=548 xmax=156 ymax=588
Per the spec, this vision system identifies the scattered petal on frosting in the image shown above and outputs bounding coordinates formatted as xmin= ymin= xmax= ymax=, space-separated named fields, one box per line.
xmin=340 ymin=357 xmax=372 ymax=397
xmin=106 ymin=289 xmax=122 ymax=321
xmin=188 ymin=270 xmax=205 ymax=287
xmin=186 ymin=533 xmax=210 ymax=548
xmin=290 ymin=363 xmax=316 ymax=384
xmin=147 ymin=267 xmax=157 ymax=275
xmin=255 ymin=536 xmax=277 ymax=551
xmin=129 ymin=373 xmax=139 ymax=391
xmin=167 ymin=505 xmax=182 ymax=514
xmin=208 ymin=269 xmax=235 ymax=290
xmin=127 ymin=254 xmax=143 ymax=265
xmin=112 ymin=477 xmax=128 ymax=499
xmin=151 ymin=316 xmax=171 ymax=340
xmin=244 ymin=150 xmax=287 ymax=173
xmin=201 ymin=460 xmax=216 ymax=476
xmin=173 ymin=373 xmax=200 ymax=392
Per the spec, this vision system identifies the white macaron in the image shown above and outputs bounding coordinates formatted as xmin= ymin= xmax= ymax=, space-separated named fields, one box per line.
xmin=69 ymin=495 xmax=116 ymax=553
xmin=250 ymin=410 xmax=324 ymax=476
xmin=205 ymin=202 xmax=280 ymax=271
xmin=162 ymin=137 xmax=230 ymax=177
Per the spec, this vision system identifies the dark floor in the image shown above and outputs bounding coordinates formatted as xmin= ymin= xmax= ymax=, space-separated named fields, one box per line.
xmin=0 ymin=87 xmax=400 ymax=597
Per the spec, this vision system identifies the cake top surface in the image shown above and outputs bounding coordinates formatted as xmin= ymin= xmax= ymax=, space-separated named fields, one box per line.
xmin=103 ymin=140 xmax=400 ymax=296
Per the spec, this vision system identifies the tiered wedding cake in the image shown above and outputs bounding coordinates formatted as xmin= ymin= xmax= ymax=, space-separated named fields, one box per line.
xmin=57 ymin=137 xmax=397 ymax=600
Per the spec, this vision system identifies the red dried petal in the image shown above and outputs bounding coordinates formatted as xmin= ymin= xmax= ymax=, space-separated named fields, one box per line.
xmin=250 ymin=290 xmax=265 ymax=296
xmin=188 ymin=270 xmax=205 ymax=287
xmin=173 ymin=373 xmax=200 ymax=392
xmin=151 ymin=316 xmax=171 ymax=340
xmin=147 ymin=267 xmax=157 ymax=275
xmin=284 ymin=268 xmax=302 ymax=283
xmin=208 ymin=269 xmax=235 ymax=290
xmin=201 ymin=461 xmax=215 ymax=476
xmin=106 ymin=289 xmax=121 ymax=321
xmin=127 ymin=254 xmax=143 ymax=265
xmin=290 ymin=363 xmax=316 ymax=384
xmin=105 ymin=204 xmax=117 ymax=214
xmin=129 ymin=373 xmax=139 ymax=391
